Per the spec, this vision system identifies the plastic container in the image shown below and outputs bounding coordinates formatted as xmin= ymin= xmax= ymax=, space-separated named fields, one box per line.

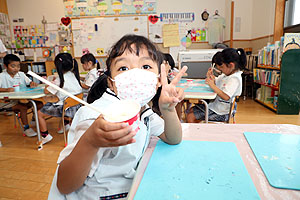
xmin=103 ymin=100 xmax=141 ymax=133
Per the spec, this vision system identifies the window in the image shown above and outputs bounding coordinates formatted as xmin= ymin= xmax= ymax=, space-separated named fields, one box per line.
xmin=284 ymin=0 xmax=300 ymax=27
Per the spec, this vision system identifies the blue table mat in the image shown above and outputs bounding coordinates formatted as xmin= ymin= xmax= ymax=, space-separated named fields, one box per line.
xmin=244 ymin=132 xmax=300 ymax=190
xmin=184 ymin=86 xmax=214 ymax=93
xmin=134 ymin=140 xmax=260 ymax=200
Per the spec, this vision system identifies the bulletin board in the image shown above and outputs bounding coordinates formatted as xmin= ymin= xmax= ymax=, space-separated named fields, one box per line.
xmin=71 ymin=15 xmax=148 ymax=58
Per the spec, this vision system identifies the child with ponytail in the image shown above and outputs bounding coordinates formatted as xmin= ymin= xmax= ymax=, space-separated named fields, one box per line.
xmin=38 ymin=53 xmax=82 ymax=144
xmin=187 ymin=48 xmax=246 ymax=123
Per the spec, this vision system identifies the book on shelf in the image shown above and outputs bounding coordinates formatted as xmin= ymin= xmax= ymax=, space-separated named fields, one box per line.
xmin=253 ymin=68 xmax=280 ymax=87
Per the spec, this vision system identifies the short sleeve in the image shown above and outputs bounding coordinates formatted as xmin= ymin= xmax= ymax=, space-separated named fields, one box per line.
xmin=84 ymin=72 xmax=97 ymax=87
xmin=222 ymin=77 xmax=239 ymax=98
xmin=57 ymin=119 xmax=105 ymax=177
xmin=149 ymin=113 xmax=164 ymax=137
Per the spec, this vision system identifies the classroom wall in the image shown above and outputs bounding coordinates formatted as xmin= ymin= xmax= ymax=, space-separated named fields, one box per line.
xmin=6 ymin=0 xmax=65 ymax=26
xmin=252 ymin=0 xmax=276 ymax=38
xmin=6 ymin=0 xmax=276 ymax=55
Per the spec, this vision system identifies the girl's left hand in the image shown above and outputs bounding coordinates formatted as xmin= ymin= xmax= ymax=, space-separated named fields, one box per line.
xmin=30 ymin=81 xmax=38 ymax=88
xmin=159 ymin=64 xmax=188 ymax=111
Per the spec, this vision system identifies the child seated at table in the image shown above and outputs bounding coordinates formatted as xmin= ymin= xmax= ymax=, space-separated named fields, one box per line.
xmin=38 ymin=53 xmax=82 ymax=144
xmin=80 ymin=53 xmax=100 ymax=100
xmin=0 ymin=54 xmax=43 ymax=137
xmin=187 ymin=48 xmax=246 ymax=123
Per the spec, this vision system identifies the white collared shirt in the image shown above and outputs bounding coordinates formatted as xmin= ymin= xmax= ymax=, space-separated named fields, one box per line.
xmin=0 ymin=71 xmax=31 ymax=88
xmin=208 ymin=70 xmax=242 ymax=115
xmin=46 ymin=71 xmax=82 ymax=105
xmin=48 ymin=89 xmax=164 ymax=199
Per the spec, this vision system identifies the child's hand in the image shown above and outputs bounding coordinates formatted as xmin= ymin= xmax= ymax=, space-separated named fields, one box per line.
xmin=205 ymin=74 xmax=215 ymax=87
xmin=159 ymin=64 xmax=188 ymax=112
xmin=84 ymin=115 xmax=136 ymax=148
xmin=206 ymin=68 xmax=214 ymax=78
xmin=30 ymin=81 xmax=38 ymax=88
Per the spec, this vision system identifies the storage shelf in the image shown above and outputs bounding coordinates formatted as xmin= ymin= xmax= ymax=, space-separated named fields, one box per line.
xmin=254 ymin=81 xmax=279 ymax=90
xmin=257 ymin=65 xmax=280 ymax=70
xmin=255 ymin=99 xmax=277 ymax=112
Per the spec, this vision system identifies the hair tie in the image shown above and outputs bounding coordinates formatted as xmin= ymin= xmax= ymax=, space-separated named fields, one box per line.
xmin=237 ymin=50 xmax=241 ymax=55
xmin=59 ymin=58 xmax=62 ymax=61
xmin=95 ymin=59 xmax=98 ymax=64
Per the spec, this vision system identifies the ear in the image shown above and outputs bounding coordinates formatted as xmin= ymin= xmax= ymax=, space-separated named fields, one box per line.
xmin=229 ymin=62 xmax=235 ymax=69
xmin=107 ymin=76 xmax=117 ymax=94
xmin=88 ymin=61 xmax=93 ymax=66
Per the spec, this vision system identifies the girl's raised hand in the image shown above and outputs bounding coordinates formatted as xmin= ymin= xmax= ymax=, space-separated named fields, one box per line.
xmin=84 ymin=115 xmax=136 ymax=148
xmin=159 ymin=64 xmax=188 ymax=111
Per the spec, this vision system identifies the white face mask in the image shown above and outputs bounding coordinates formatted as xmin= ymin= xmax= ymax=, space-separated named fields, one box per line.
xmin=111 ymin=68 xmax=158 ymax=107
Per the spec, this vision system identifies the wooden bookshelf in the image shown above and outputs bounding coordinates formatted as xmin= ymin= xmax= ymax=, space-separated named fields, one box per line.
xmin=254 ymin=81 xmax=279 ymax=90
xmin=257 ymin=65 xmax=280 ymax=70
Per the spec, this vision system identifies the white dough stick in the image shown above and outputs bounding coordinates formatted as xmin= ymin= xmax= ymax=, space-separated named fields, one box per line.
xmin=28 ymin=71 xmax=103 ymax=114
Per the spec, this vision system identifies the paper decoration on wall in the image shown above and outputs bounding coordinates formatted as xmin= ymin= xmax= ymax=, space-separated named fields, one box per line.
xmin=162 ymin=24 xmax=180 ymax=47
xmin=181 ymin=36 xmax=191 ymax=48
xmin=160 ymin=13 xmax=194 ymax=23
xmin=82 ymin=48 xmax=89 ymax=55
xmin=61 ymin=17 xmax=71 ymax=26
xmin=77 ymin=2 xmax=88 ymax=16
xmin=13 ymin=25 xmax=46 ymax=48
xmin=63 ymin=0 xmax=156 ymax=16
xmin=42 ymin=49 xmax=51 ymax=58
xmin=96 ymin=48 xmax=105 ymax=55
xmin=112 ymin=1 xmax=122 ymax=15
xmin=58 ymin=30 xmax=70 ymax=45
xmin=148 ymin=15 xmax=159 ymax=24
xmin=97 ymin=1 xmax=108 ymax=16
xmin=133 ymin=0 xmax=144 ymax=14
xmin=145 ymin=0 xmax=155 ymax=11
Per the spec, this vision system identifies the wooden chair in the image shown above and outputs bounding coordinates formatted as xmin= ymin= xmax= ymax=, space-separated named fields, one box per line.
xmin=62 ymin=93 xmax=83 ymax=146
xmin=226 ymin=96 xmax=238 ymax=124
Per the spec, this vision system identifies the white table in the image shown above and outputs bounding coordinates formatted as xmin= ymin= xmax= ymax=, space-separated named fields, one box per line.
xmin=178 ymin=79 xmax=217 ymax=123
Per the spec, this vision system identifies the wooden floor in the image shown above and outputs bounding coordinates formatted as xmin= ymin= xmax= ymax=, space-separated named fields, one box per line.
xmin=0 ymin=99 xmax=299 ymax=200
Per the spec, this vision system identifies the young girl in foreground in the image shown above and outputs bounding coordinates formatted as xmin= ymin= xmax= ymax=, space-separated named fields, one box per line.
xmin=48 ymin=34 xmax=187 ymax=199
xmin=187 ymin=48 xmax=246 ymax=123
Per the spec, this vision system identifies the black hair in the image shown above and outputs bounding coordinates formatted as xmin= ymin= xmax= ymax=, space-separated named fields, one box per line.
xmin=80 ymin=53 xmax=100 ymax=70
xmin=212 ymin=52 xmax=223 ymax=66
xmin=220 ymin=48 xmax=247 ymax=70
xmin=3 ymin=54 xmax=20 ymax=66
xmin=87 ymin=34 xmax=164 ymax=104
xmin=54 ymin=53 xmax=81 ymax=88
xmin=163 ymin=53 xmax=175 ymax=69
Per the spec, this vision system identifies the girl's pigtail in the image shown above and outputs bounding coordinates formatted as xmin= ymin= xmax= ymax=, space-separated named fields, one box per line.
xmin=72 ymin=58 xmax=82 ymax=86
xmin=96 ymin=59 xmax=101 ymax=70
xmin=236 ymin=48 xmax=246 ymax=70
xmin=87 ymin=73 xmax=108 ymax=103
xmin=54 ymin=56 xmax=65 ymax=88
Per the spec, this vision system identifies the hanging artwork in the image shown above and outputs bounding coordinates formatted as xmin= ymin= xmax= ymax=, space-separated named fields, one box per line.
xmin=63 ymin=0 xmax=156 ymax=17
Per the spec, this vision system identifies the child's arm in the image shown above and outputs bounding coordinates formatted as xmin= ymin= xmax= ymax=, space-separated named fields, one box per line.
xmin=0 ymin=88 xmax=14 ymax=92
xmin=158 ymin=65 xmax=187 ymax=145
xmin=206 ymin=74 xmax=230 ymax=101
xmin=57 ymin=116 xmax=135 ymax=194
xmin=81 ymin=82 xmax=90 ymax=89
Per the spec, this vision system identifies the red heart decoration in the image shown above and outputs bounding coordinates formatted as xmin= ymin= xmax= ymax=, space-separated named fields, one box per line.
xmin=148 ymin=15 xmax=159 ymax=24
xmin=61 ymin=17 xmax=71 ymax=26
